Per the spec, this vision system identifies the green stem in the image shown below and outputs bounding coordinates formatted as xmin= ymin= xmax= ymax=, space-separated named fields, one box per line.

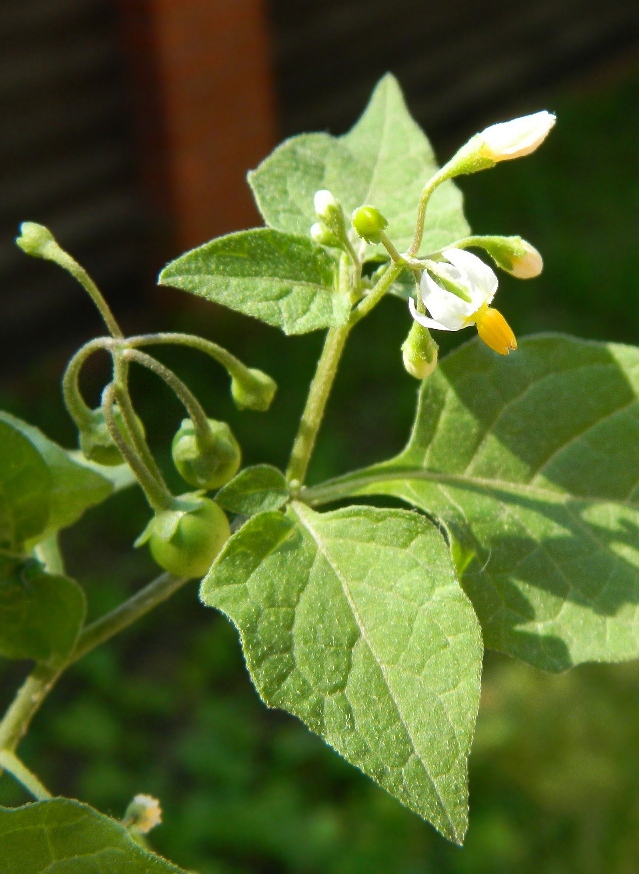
xmin=54 ymin=250 xmax=124 ymax=339
xmin=111 ymin=357 xmax=168 ymax=488
xmin=34 ymin=534 xmax=66 ymax=575
xmin=286 ymin=325 xmax=351 ymax=488
xmin=62 ymin=338 xmax=115 ymax=429
xmin=126 ymin=332 xmax=256 ymax=385
xmin=102 ymin=384 xmax=175 ymax=513
xmin=0 ymin=571 xmax=188 ymax=759
xmin=0 ymin=750 xmax=52 ymax=800
xmin=408 ymin=167 xmax=452 ymax=257
xmin=123 ymin=349 xmax=214 ymax=451
xmin=349 ymin=262 xmax=403 ymax=326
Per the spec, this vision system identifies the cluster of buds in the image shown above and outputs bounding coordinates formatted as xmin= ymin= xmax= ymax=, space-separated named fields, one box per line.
xmin=343 ymin=110 xmax=556 ymax=376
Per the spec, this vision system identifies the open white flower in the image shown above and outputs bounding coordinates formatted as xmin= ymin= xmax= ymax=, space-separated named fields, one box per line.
xmin=409 ymin=248 xmax=517 ymax=355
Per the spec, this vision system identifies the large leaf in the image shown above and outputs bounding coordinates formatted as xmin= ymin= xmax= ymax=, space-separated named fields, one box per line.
xmin=159 ymin=228 xmax=349 ymax=335
xmin=0 ymin=421 xmax=51 ymax=551
xmin=306 ymin=335 xmax=639 ymax=672
xmin=0 ymin=799 xmax=186 ymax=873
xmin=248 ymin=74 xmax=469 ymax=257
xmin=0 ymin=412 xmax=113 ymax=541
xmin=201 ymin=503 xmax=483 ymax=842
xmin=0 ymin=563 xmax=85 ymax=664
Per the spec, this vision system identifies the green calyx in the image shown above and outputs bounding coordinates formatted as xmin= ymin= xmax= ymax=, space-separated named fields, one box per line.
xmin=230 ymin=368 xmax=277 ymax=411
xmin=171 ymin=418 xmax=241 ymax=490
xmin=79 ymin=406 xmax=145 ymax=466
xmin=351 ymin=205 xmax=389 ymax=244
xmin=401 ymin=320 xmax=439 ymax=380
xmin=136 ymin=495 xmax=231 ymax=578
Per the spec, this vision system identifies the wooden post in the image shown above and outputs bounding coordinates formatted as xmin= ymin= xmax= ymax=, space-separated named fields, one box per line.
xmin=117 ymin=0 xmax=277 ymax=252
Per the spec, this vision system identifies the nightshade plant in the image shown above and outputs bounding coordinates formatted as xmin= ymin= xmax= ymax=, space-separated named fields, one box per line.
xmin=0 ymin=74 xmax=637 ymax=869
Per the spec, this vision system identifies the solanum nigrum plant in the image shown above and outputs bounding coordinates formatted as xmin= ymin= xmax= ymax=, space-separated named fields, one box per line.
xmin=1 ymin=75 xmax=637 ymax=871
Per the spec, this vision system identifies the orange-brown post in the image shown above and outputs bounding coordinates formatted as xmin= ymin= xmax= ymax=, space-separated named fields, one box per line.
xmin=118 ymin=0 xmax=277 ymax=252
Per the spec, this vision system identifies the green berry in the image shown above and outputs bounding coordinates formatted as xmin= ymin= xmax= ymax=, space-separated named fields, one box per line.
xmin=147 ymin=498 xmax=230 ymax=578
xmin=172 ymin=418 xmax=241 ymax=490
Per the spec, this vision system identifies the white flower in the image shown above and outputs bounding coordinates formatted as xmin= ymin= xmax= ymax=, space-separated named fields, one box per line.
xmin=409 ymin=248 xmax=517 ymax=355
xmin=477 ymin=111 xmax=556 ymax=162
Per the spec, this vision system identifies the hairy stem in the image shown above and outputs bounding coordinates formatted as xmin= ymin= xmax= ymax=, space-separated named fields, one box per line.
xmin=286 ymin=325 xmax=351 ymax=488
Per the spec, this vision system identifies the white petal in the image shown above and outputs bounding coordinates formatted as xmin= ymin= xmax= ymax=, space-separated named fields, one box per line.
xmin=409 ymin=297 xmax=460 ymax=332
xmin=479 ymin=111 xmax=556 ymax=161
xmin=442 ymin=248 xmax=498 ymax=305
xmin=420 ymin=272 xmax=471 ymax=329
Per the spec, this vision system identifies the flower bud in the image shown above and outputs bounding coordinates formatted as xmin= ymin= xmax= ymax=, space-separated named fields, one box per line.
xmin=351 ymin=205 xmax=389 ymax=245
xmin=469 ymin=236 xmax=543 ymax=279
xmin=172 ymin=418 xmax=241 ymax=490
xmin=123 ymin=794 xmax=162 ymax=835
xmin=313 ymin=189 xmax=347 ymax=239
xmin=310 ymin=221 xmax=342 ymax=249
xmin=476 ymin=111 xmax=556 ymax=162
xmin=231 ymin=368 xmax=277 ymax=411
xmin=15 ymin=222 xmax=60 ymax=260
xmin=401 ymin=320 xmax=438 ymax=380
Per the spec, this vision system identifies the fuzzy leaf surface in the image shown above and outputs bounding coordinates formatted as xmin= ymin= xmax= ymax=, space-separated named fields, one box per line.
xmin=0 ymin=412 xmax=113 ymax=542
xmin=308 ymin=335 xmax=639 ymax=671
xmin=159 ymin=229 xmax=348 ymax=335
xmin=215 ymin=465 xmax=289 ymax=516
xmin=201 ymin=503 xmax=482 ymax=842
xmin=0 ymin=421 xmax=51 ymax=551
xmin=0 ymin=563 xmax=85 ymax=664
xmin=0 ymin=800 xmax=186 ymax=873
xmin=248 ymin=74 xmax=469 ymax=257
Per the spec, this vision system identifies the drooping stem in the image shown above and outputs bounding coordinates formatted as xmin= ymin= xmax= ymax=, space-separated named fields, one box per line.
xmin=122 ymin=349 xmax=215 ymax=451
xmin=408 ymin=167 xmax=452 ymax=257
xmin=0 ymin=750 xmax=52 ymax=800
xmin=286 ymin=325 xmax=351 ymax=488
xmin=102 ymin=384 xmax=175 ymax=513
xmin=62 ymin=337 xmax=115 ymax=429
xmin=53 ymin=249 xmax=124 ymax=339
xmin=126 ymin=332 xmax=258 ymax=385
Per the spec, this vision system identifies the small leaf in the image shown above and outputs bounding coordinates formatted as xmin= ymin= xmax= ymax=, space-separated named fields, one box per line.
xmin=249 ymin=74 xmax=469 ymax=257
xmin=201 ymin=504 xmax=482 ymax=842
xmin=0 ymin=799 xmax=186 ymax=873
xmin=159 ymin=228 xmax=350 ymax=335
xmin=310 ymin=335 xmax=639 ymax=672
xmin=0 ymin=413 xmax=113 ymax=542
xmin=215 ymin=465 xmax=289 ymax=516
xmin=0 ymin=562 xmax=86 ymax=664
xmin=0 ymin=421 xmax=52 ymax=551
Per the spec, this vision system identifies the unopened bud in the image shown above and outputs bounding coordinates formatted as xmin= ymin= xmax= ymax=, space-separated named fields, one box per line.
xmin=16 ymin=222 xmax=60 ymax=260
xmin=310 ymin=221 xmax=343 ymax=249
xmin=231 ymin=368 xmax=277 ymax=412
xmin=351 ymin=206 xmax=389 ymax=245
xmin=468 ymin=236 xmax=543 ymax=279
xmin=123 ymin=794 xmax=162 ymax=835
xmin=313 ymin=189 xmax=347 ymax=241
xmin=476 ymin=111 xmax=556 ymax=162
xmin=401 ymin=321 xmax=438 ymax=380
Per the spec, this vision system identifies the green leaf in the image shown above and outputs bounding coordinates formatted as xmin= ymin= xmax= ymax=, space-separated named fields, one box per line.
xmin=0 ymin=563 xmax=85 ymax=664
xmin=201 ymin=503 xmax=482 ymax=842
xmin=308 ymin=335 xmax=639 ymax=672
xmin=68 ymin=452 xmax=137 ymax=494
xmin=0 ymin=413 xmax=113 ymax=542
xmin=159 ymin=228 xmax=350 ymax=335
xmin=0 ymin=421 xmax=52 ymax=551
xmin=248 ymin=74 xmax=469 ymax=257
xmin=0 ymin=799 xmax=186 ymax=873
xmin=215 ymin=464 xmax=289 ymax=516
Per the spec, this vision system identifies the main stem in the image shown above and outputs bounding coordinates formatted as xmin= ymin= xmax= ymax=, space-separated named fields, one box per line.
xmin=286 ymin=324 xmax=350 ymax=488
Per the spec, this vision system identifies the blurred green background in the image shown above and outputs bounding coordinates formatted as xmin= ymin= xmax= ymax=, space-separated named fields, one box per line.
xmin=1 ymin=67 xmax=639 ymax=873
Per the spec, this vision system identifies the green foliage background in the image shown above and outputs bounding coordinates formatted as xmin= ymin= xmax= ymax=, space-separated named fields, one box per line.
xmin=1 ymin=70 xmax=638 ymax=872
